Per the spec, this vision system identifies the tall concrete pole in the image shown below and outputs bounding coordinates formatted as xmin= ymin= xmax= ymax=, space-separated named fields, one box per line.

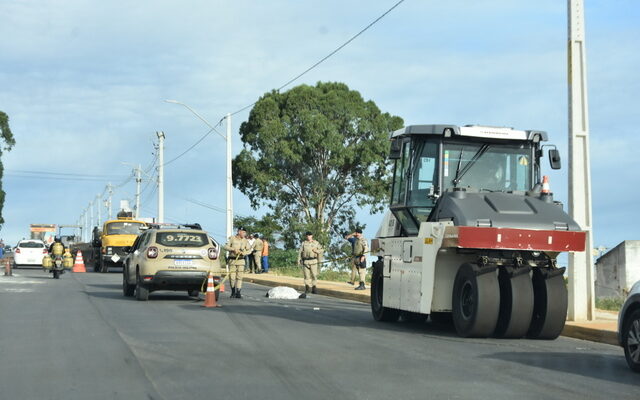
xmin=84 ymin=209 xmax=89 ymax=242
xmin=107 ymin=183 xmax=113 ymax=220
xmin=96 ymin=194 xmax=101 ymax=227
xmin=156 ymin=131 xmax=165 ymax=223
xmin=567 ymin=0 xmax=595 ymax=321
xmin=89 ymin=201 xmax=94 ymax=231
xmin=135 ymin=164 xmax=142 ymax=219
xmin=226 ymin=113 xmax=233 ymax=239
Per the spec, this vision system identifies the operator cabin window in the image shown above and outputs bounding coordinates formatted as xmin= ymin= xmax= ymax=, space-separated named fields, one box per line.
xmin=407 ymin=140 xmax=438 ymax=220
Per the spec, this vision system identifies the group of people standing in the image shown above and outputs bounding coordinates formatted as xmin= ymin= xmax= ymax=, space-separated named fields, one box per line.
xmin=223 ymin=226 xmax=369 ymax=299
xmin=223 ymin=227 xmax=269 ymax=299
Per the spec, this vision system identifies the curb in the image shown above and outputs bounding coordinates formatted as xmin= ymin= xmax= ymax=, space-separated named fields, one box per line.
xmin=561 ymin=323 xmax=618 ymax=346
xmin=246 ymin=275 xmax=618 ymax=346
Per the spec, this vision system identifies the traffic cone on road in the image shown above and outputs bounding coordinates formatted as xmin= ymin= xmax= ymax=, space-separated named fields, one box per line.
xmin=72 ymin=251 xmax=86 ymax=273
xmin=202 ymin=272 xmax=220 ymax=308
xmin=4 ymin=258 xmax=12 ymax=276
xmin=541 ymin=175 xmax=551 ymax=194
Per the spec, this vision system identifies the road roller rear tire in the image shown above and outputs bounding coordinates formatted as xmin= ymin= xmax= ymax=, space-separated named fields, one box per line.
xmin=527 ymin=267 xmax=567 ymax=340
xmin=494 ymin=266 xmax=534 ymax=338
xmin=452 ymin=263 xmax=500 ymax=338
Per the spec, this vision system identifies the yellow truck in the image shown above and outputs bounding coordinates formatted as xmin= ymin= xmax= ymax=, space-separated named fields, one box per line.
xmin=92 ymin=216 xmax=147 ymax=273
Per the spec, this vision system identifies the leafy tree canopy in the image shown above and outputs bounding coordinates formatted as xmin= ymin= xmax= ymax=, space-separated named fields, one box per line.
xmin=0 ymin=111 xmax=16 ymax=228
xmin=232 ymin=82 xmax=403 ymax=246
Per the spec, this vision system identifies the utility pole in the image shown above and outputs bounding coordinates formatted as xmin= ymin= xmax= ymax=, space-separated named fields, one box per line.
xmin=96 ymin=194 xmax=101 ymax=227
xmin=135 ymin=164 xmax=142 ymax=219
xmin=156 ymin=131 xmax=165 ymax=223
xmin=84 ymin=209 xmax=89 ymax=242
xmin=89 ymin=200 xmax=94 ymax=231
xmin=107 ymin=183 xmax=113 ymax=220
xmin=225 ymin=113 xmax=233 ymax=238
xmin=567 ymin=0 xmax=595 ymax=321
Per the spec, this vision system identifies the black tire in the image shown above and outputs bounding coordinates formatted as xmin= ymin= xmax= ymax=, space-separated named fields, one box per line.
xmin=452 ymin=263 xmax=500 ymax=338
xmin=527 ymin=267 xmax=567 ymax=339
xmin=135 ymin=272 xmax=149 ymax=301
xmin=494 ymin=267 xmax=534 ymax=338
xmin=622 ymin=309 xmax=640 ymax=373
xmin=53 ymin=270 xmax=60 ymax=279
xmin=400 ymin=311 xmax=428 ymax=323
xmin=188 ymin=290 xmax=200 ymax=297
xmin=101 ymin=259 xmax=109 ymax=273
xmin=370 ymin=260 xmax=400 ymax=322
xmin=122 ymin=269 xmax=135 ymax=297
xmin=12 ymin=263 xmax=18 ymax=269
xmin=430 ymin=312 xmax=453 ymax=325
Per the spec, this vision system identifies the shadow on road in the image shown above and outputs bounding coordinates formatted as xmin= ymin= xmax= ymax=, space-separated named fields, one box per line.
xmin=85 ymin=289 xmax=201 ymax=303
xmin=177 ymin=300 xmax=460 ymax=339
xmin=481 ymin=351 xmax=639 ymax=386
xmin=86 ymin=283 xmax=121 ymax=290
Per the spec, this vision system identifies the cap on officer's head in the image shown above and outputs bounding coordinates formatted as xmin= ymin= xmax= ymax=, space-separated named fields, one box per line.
xmin=305 ymin=231 xmax=313 ymax=236
xmin=355 ymin=228 xmax=363 ymax=234
xmin=253 ymin=233 xmax=259 ymax=238
xmin=238 ymin=226 xmax=246 ymax=232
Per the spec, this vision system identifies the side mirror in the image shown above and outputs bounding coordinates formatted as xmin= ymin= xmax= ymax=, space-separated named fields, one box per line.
xmin=389 ymin=138 xmax=402 ymax=159
xmin=549 ymin=149 xmax=561 ymax=170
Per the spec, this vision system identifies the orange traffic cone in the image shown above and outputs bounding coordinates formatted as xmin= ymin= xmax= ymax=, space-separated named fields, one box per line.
xmin=4 ymin=258 xmax=12 ymax=276
xmin=72 ymin=250 xmax=86 ymax=273
xmin=541 ymin=175 xmax=551 ymax=194
xmin=202 ymin=272 xmax=220 ymax=308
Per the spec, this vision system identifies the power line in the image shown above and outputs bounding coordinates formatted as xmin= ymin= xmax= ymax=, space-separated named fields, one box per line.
xmin=5 ymin=174 xmax=118 ymax=182
xmin=228 ymin=0 xmax=405 ymax=117
xmin=161 ymin=126 xmax=217 ymax=167
xmin=164 ymin=0 xmax=405 ymax=163
xmin=5 ymin=168 xmax=126 ymax=179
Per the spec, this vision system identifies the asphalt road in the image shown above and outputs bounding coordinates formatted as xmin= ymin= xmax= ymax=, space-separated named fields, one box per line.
xmin=1 ymin=267 xmax=638 ymax=400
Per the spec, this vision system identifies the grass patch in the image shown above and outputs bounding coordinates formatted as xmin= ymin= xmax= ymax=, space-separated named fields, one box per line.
xmin=269 ymin=265 xmax=370 ymax=284
xmin=595 ymin=297 xmax=625 ymax=312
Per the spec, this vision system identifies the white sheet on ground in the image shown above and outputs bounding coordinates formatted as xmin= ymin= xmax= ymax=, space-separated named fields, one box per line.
xmin=267 ymin=286 xmax=301 ymax=299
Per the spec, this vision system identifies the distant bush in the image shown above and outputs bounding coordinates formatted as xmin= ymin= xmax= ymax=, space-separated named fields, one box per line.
xmin=596 ymin=297 xmax=625 ymax=312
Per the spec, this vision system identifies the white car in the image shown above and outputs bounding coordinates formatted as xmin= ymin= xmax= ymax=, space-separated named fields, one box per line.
xmin=13 ymin=240 xmax=48 ymax=268
xmin=619 ymin=280 xmax=640 ymax=372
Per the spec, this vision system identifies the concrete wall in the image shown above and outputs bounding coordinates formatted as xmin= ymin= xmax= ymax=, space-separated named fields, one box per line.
xmin=595 ymin=240 xmax=640 ymax=298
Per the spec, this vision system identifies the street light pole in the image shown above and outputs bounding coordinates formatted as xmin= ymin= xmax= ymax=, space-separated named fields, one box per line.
xmin=225 ymin=113 xmax=233 ymax=239
xmin=156 ymin=131 xmax=165 ymax=223
xmin=135 ymin=164 xmax=142 ymax=219
xmin=96 ymin=194 xmax=101 ymax=227
xmin=164 ymin=100 xmax=233 ymax=238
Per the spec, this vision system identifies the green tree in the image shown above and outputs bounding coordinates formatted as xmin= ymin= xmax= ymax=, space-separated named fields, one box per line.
xmin=232 ymin=82 xmax=403 ymax=247
xmin=0 ymin=111 xmax=16 ymax=227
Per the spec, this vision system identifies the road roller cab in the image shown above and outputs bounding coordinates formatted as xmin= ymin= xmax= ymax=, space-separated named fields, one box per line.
xmin=371 ymin=124 xmax=586 ymax=339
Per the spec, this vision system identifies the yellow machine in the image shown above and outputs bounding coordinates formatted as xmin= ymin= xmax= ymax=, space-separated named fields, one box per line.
xmin=93 ymin=216 xmax=147 ymax=273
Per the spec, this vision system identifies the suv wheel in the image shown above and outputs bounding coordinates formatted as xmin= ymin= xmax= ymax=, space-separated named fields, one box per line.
xmin=623 ymin=309 xmax=640 ymax=372
xmin=135 ymin=271 xmax=149 ymax=301
xmin=123 ymin=268 xmax=135 ymax=297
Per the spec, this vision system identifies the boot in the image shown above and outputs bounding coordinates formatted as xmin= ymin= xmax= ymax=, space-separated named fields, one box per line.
xmin=355 ymin=282 xmax=366 ymax=290
xmin=311 ymin=286 xmax=318 ymax=294
xmin=231 ymin=287 xmax=236 ymax=298
xmin=235 ymin=289 xmax=242 ymax=299
xmin=305 ymin=285 xmax=310 ymax=293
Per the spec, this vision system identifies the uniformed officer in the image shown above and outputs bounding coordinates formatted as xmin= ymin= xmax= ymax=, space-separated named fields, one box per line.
xmin=343 ymin=232 xmax=358 ymax=285
xmin=252 ymin=234 xmax=263 ymax=274
xmin=224 ymin=227 xmax=251 ymax=298
xmin=297 ymin=231 xmax=323 ymax=294
xmin=352 ymin=228 xmax=369 ymax=290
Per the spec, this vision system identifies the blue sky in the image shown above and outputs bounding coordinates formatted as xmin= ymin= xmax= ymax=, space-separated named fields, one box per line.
xmin=1 ymin=0 xmax=638 ymax=256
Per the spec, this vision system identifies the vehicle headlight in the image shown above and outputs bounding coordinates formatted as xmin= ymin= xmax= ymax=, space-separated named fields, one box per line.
xmin=107 ymin=247 xmax=113 ymax=255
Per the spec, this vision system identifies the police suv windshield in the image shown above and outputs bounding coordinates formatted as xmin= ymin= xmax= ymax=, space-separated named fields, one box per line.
xmin=106 ymin=222 xmax=146 ymax=235
xmin=442 ymin=142 xmax=532 ymax=192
